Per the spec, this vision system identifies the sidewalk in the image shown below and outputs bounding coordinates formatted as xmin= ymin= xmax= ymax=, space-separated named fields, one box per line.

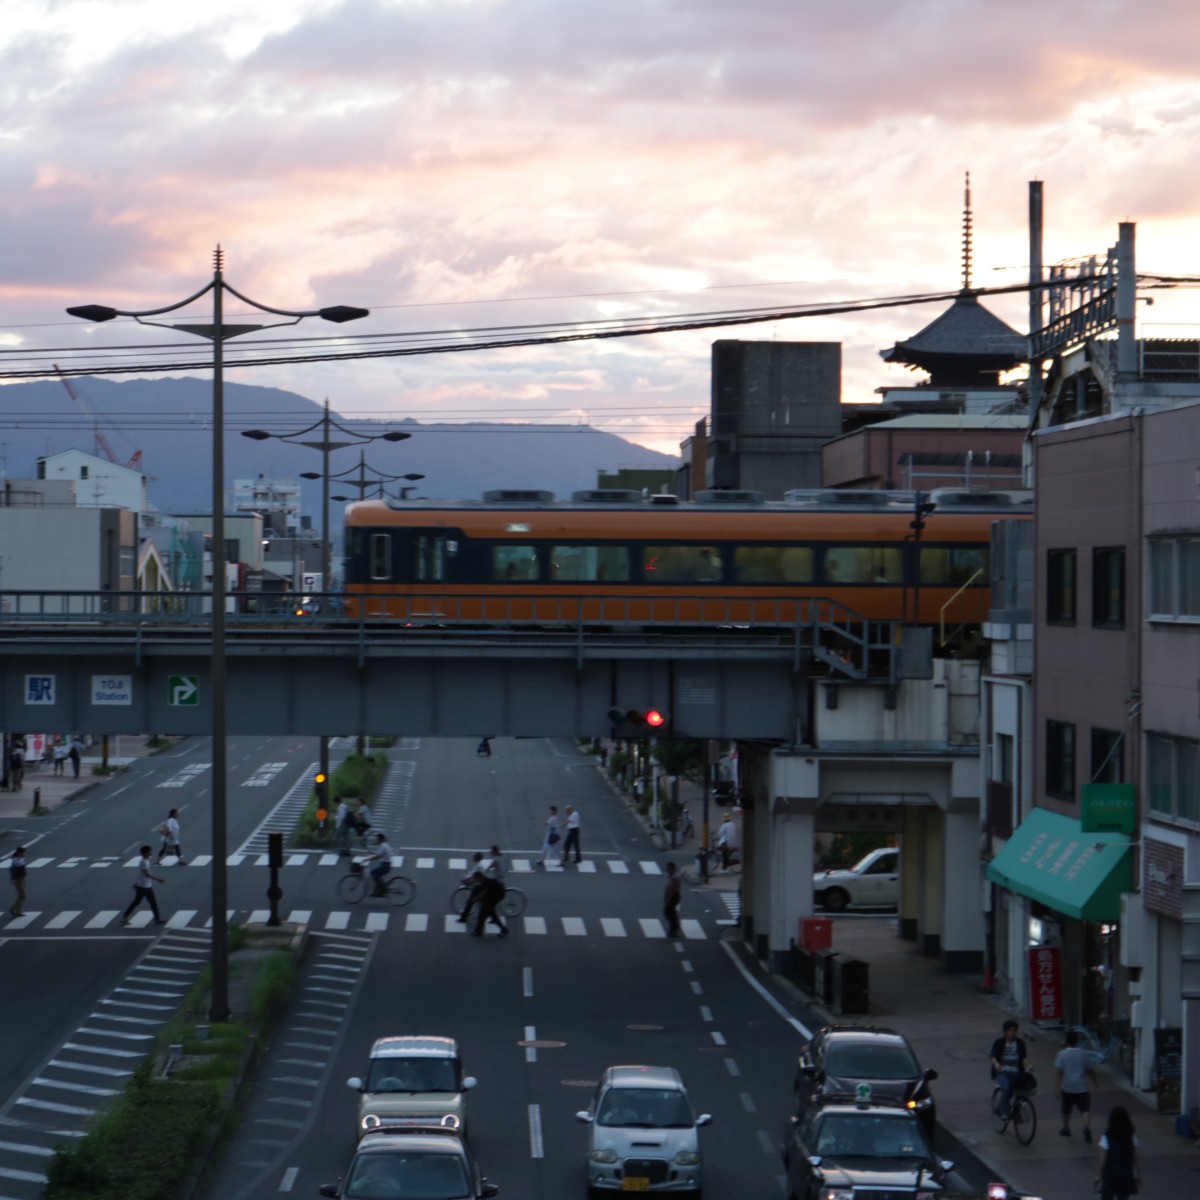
xmin=781 ymin=917 xmax=1198 ymax=1198
xmin=0 ymin=735 xmax=178 ymax=836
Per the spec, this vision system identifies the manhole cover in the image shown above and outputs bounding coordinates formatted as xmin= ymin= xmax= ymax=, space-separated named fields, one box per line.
xmin=517 ymin=1039 xmax=567 ymax=1049
xmin=626 ymin=1024 xmax=664 ymax=1031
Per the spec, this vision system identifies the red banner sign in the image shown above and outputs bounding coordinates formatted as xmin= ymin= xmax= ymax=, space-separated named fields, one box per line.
xmin=1028 ymin=945 xmax=1064 ymax=1021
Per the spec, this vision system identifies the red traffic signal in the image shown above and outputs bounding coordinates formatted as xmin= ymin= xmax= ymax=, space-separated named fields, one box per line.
xmin=607 ymin=707 xmax=669 ymax=733
xmin=645 ymin=709 xmax=666 ymax=728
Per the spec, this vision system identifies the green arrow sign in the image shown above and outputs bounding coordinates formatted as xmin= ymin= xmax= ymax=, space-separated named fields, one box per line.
xmin=169 ymin=675 xmax=199 ymax=706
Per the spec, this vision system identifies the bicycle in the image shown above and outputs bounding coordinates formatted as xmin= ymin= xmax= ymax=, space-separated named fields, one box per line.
xmin=337 ymin=861 xmax=416 ymax=906
xmin=451 ymin=881 xmax=527 ymax=918
xmin=699 ymin=845 xmax=742 ymax=875
xmin=991 ymin=1075 xmax=1037 ymax=1145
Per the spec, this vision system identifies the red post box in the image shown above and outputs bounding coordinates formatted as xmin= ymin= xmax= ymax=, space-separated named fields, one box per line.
xmin=801 ymin=916 xmax=833 ymax=953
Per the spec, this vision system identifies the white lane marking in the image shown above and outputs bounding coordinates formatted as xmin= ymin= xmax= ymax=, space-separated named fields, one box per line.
xmin=639 ymin=918 xmax=666 ymax=938
xmin=445 ymin=915 xmax=469 ymax=934
xmin=0 ymin=1139 xmax=54 ymax=1156
xmin=525 ymin=1025 xmax=537 ymax=1064
xmin=364 ymin=913 xmax=388 ymax=932
xmin=248 ymin=910 xmax=270 ymax=924
xmin=523 ymin=967 xmax=533 ymax=998
xmin=0 ymin=1162 xmax=49 ymax=1183
xmin=416 ymin=857 xmax=436 ymax=869
xmin=529 ymin=1103 xmax=544 ymax=1158
xmin=681 ymin=919 xmax=706 ymax=939
xmin=741 ymin=1092 xmax=757 ymax=1113
xmin=710 ymin=1031 xmax=727 ymax=1046
xmin=512 ymin=858 xmax=534 ymax=872
xmin=286 ymin=855 xmax=306 ymax=867
xmin=188 ymin=855 xmax=214 ymax=867
xmin=719 ymin=940 xmax=812 ymax=1039
xmin=4 ymin=912 xmax=39 ymax=929
xmin=690 ymin=981 xmax=703 ymax=994
xmin=607 ymin=861 xmax=630 ymax=874
xmin=449 ymin=858 xmax=467 ymax=870
xmin=756 ymin=1130 xmax=775 ymax=1154
xmin=562 ymin=917 xmax=586 ymax=936
xmin=725 ymin=1058 xmax=741 ymax=1077
xmin=600 ymin=918 xmax=626 ymax=937
xmin=523 ymin=916 xmax=548 ymax=935
xmin=405 ymin=913 xmax=429 ymax=932
xmin=46 ymin=911 xmax=81 ymax=930
xmin=577 ymin=860 xmax=597 ymax=873
xmin=167 ymin=911 xmax=197 ymax=928
xmin=86 ymin=911 xmax=121 ymax=929
xmin=280 ymin=1165 xmax=299 ymax=1192
xmin=638 ymin=861 xmax=662 ymax=875
xmin=325 ymin=912 xmax=350 ymax=930
xmin=286 ymin=911 xmax=313 ymax=926
xmin=681 ymin=961 xmax=693 ymax=973
xmin=700 ymin=1006 xmax=713 ymax=1022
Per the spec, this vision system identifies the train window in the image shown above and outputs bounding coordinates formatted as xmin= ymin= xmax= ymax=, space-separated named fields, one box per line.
xmin=823 ymin=547 xmax=904 ymax=584
xmin=920 ymin=546 xmax=988 ymax=586
xmin=414 ymin=535 xmax=449 ymax=582
xmin=369 ymin=533 xmax=392 ymax=581
xmin=550 ymin=545 xmax=630 ymax=582
xmin=733 ymin=546 xmax=813 ymax=583
xmin=493 ymin=545 xmax=539 ymax=581
xmin=642 ymin=545 xmax=723 ymax=583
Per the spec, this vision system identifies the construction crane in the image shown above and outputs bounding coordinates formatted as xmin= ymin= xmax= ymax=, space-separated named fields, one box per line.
xmin=54 ymin=365 xmax=143 ymax=470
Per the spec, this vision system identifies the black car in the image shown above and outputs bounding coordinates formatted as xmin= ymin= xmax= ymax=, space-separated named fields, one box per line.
xmin=782 ymin=1098 xmax=953 ymax=1200
xmin=319 ymin=1125 xmax=499 ymax=1199
xmin=794 ymin=1026 xmax=937 ymax=1136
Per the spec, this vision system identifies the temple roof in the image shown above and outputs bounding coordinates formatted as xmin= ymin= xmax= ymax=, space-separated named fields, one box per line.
xmin=880 ymin=291 xmax=1027 ymax=380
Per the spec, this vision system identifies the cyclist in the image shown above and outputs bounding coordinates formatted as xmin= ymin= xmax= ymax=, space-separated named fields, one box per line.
xmin=457 ymin=851 xmax=488 ymax=924
xmin=365 ymin=832 xmax=394 ymax=896
xmin=716 ymin=812 xmax=737 ymax=869
xmin=990 ymin=1019 xmax=1030 ymax=1119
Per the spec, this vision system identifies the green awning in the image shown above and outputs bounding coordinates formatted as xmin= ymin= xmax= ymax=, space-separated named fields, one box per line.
xmin=986 ymin=808 xmax=1132 ymax=922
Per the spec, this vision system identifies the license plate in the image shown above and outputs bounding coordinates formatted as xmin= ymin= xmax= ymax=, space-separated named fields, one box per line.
xmin=622 ymin=1178 xmax=650 ymax=1192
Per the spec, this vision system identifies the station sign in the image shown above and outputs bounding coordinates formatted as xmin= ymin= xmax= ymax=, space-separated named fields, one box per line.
xmin=92 ymin=675 xmax=132 ymax=705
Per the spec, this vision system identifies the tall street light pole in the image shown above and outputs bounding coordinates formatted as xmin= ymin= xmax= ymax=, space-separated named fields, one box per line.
xmin=68 ymin=247 xmax=368 ymax=1021
xmin=242 ymin=407 xmax=409 ymax=793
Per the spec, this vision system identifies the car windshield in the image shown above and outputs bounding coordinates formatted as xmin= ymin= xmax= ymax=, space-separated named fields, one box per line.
xmin=815 ymin=1114 xmax=930 ymax=1159
xmin=367 ymin=1058 xmax=458 ymax=1093
xmin=825 ymin=1041 xmax=920 ymax=1080
xmin=596 ymin=1087 xmax=695 ymax=1128
xmin=346 ymin=1150 xmax=471 ymax=1199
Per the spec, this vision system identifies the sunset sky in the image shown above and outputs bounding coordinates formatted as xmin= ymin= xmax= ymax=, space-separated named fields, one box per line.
xmin=3 ymin=0 xmax=1200 ymax=455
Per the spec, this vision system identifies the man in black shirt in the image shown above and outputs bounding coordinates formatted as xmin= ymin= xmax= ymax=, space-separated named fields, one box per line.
xmin=990 ymin=1019 xmax=1030 ymax=1118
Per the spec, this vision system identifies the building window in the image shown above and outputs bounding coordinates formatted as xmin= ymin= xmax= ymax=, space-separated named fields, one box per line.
xmin=1147 ymin=733 xmax=1198 ymax=824
xmin=1149 ymin=537 xmax=1200 ymax=619
xmin=1091 ymin=547 xmax=1126 ymax=627
xmin=1090 ymin=727 xmax=1124 ymax=785
xmin=1046 ymin=549 xmax=1076 ymax=624
xmin=1046 ymin=719 xmax=1076 ymax=799
xmin=995 ymin=732 xmax=1014 ymax=785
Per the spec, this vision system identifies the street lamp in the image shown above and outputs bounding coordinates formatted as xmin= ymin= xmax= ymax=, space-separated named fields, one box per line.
xmin=68 ymin=246 xmax=368 ymax=1021
xmin=242 ymin=406 xmax=409 ymax=803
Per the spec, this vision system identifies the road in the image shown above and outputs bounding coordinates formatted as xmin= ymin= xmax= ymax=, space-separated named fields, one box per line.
xmin=0 ymin=736 xmax=994 ymax=1199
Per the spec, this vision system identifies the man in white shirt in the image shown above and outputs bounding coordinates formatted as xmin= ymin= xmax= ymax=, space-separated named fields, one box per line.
xmin=716 ymin=813 xmax=737 ymax=869
xmin=156 ymin=808 xmax=186 ymax=865
xmin=122 ymin=845 xmax=166 ymax=925
xmin=562 ymin=805 xmax=582 ymax=865
xmin=366 ymin=833 xmax=393 ymax=896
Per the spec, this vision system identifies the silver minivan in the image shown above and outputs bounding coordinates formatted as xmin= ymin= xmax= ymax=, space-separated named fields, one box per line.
xmin=576 ymin=1065 xmax=712 ymax=1196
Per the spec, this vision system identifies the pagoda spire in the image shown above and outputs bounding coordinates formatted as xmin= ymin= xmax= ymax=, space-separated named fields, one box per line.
xmin=962 ymin=170 xmax=974 ymax=291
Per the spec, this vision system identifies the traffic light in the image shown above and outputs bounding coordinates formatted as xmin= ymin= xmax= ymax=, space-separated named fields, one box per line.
xmin=607 ymin=707 xmax=670 ymax=735
xmin=314 ymin=771 xmax=329 ymax=807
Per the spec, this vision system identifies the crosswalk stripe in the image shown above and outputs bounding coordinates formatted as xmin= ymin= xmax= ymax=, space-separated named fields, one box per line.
xmin=444 ymin=916 xmax=468 ymax=934
xmin=167 ymin=911 xmax=197 ymax=928
xmin=523 ymin=916 xmax=548 ymax=935
xmin=577 ymin=860 xmax=597 ymax=873
xmin=189 ymin=855 xmax=214 ymax=867
xmin=607 ymin=861 xmax=630 ymax=874
xmin=416 ymin=857 xmax=435 ymax=869
xmin=638 ymin=861 xmax=662 ymax=875
xmin=286 ymin=910 xmax=313 ymax=925
xmin=405 ymin=913 xmax=429 ymax=932
xmin=601 ymin=918 xmax=627 ymax=937
xmin=85 ymin=911 xmax=121 ymax=929
xmin=46 ymin=911 xmax=81 ymax=929
xmin=680 ymin=919 xmax=706 ymax=940
xmin=4 ymin=912 xmax=39 ymax=928
xmin=639 ymin=918 xmax=666 ymax=938
xmin=325 ymin=912 xmax=350 ymax=930
xmin=248 ymin=910 xmax=270 ymax=924
xmin=364 ymin=913 xmax=388 ymax=933
xmin=318 ymin=854 xmax=341 ymax=867
xmin=562 ymin=917 xmax=586 ymax=936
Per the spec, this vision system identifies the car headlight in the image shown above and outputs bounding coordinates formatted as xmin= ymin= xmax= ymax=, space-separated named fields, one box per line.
xmin=362 ymin=1114 xmax=381 ymax=1131
xmin=589 ymin=1149 xmax=619 ymax=1164
xmin=674 ymin=1150 xmax=701 ymax=1166
xmin=822 ymin=1190 xmax=855 ymax=1200
xmin=907 ymin=1097 xmax=934 ymax=1110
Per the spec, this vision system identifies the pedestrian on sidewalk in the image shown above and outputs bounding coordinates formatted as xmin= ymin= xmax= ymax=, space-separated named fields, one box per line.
xmin=562 ymin=805 xmax=582 ymax=864
xmin=53 ymin=741 xmax=67 ymax=776
xmin=536 ymin=805 xmax=561 ymax=868
xmin=121 ymin=846 xmax=166 ymax=925
xmin=663 ymin=861 xmax=682 ymax=937
xmin=1095 ymin=1105 xmax=1140 ymax=1200
xmin=989 ymin=1019 xmax=1030 ymax=1119
xmin=7 ymin=736 xmax=25 ymax=791
xmin=1055 ymin=1028 xmax=1096 ymax=1140
xmin=716 ymin=812 xmax=737 ymax=869
xmin=8 ymin=846 xmax=27 ymax=917
xmin=68 ymin=738 xmax=82 ymax=779
xmin=476 ymin=736 xmax=493 ymax=757
xmin=335 ymin=797 xmax=354 ymax=855
xmin=155 ymin=808 xmax=187 ymax=865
